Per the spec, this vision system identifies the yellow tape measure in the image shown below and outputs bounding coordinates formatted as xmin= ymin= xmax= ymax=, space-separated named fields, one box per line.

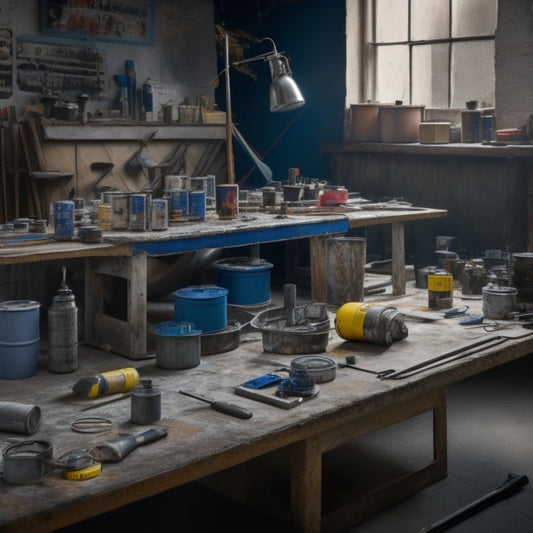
xmin=63 ymin=462 xmax=102 ymax=481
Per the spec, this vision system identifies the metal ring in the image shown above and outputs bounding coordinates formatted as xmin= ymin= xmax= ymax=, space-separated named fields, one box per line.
xmin=70 ymin=417 xmax=113 ymax=434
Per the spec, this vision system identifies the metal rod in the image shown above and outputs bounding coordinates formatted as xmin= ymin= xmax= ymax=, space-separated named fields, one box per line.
xmin=224 ymin=32 xmax=235 ymax=184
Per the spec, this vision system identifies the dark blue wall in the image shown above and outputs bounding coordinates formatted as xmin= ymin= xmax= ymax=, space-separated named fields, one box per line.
xmin=215 ymin=0 xmax=346 ymax=188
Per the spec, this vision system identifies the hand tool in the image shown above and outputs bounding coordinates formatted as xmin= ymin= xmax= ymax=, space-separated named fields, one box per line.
xmin=382 ymin=331 xmax=533 ymax=380
xmin=80 ymin=392 xmax=131 ymax=412
xmin=179 ymin=390 xmax=253 ymax=419
xmin=234 ymin=384 xmax=303 ymax=409
xmin=339 ymin=355 xmax=396 ymax=378
xmin=90 ymin=427 xmax=168 ymax=463
xmin=443 ymin=305 xmax=469 ymax=318
xmin=419 ymin=473 xmax=528 ymax=532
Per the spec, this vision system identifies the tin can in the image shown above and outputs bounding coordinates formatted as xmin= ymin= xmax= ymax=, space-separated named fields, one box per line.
xmin=129 ymin=193 xmax=148 ymax=231
xmin=189 ymin=190 xmax=206 ymax=220
xmin=151 ymin=198 xmax=168 ymax=230
xmin=216 ymin=184 xmax=239 ymax=219
xmin=97 ymin=204 xmax=111 ymax=230
xmin=53 ymin=201 xmax=75 ymax=240
xmin=428 ymin=271 xmax=453 ymax=309
xmin=110 ymin=193 xmax=130 ymax=230
xmin=168 ymin=189 xmax=189 ymax=216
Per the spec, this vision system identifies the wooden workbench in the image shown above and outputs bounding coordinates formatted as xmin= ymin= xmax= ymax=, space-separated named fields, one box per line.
xmin=0 ymin=206 xmax=446 ymax=359
xmin=1 ymin=286 xmax=532 ymax=533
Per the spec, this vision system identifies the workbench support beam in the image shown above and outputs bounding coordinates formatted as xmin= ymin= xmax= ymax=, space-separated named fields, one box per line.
xmin=391 ymin=222 xmax=406 ymax=295
xmin=310 ymin=235 xmax=328 ymax=303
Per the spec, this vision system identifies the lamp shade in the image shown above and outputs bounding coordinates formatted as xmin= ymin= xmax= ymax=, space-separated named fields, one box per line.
xmin=267 ymin=55 xmax=305 ymax=112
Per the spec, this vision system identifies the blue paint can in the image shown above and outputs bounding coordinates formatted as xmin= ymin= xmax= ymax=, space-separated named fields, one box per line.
xmin=0 ymin=300 xmax=41 ymax=379
xmin=53 ymin=200 xmax=75 ymax=239
xmin=168 ymin=190 xmax=189 ymax=216
xmin=214 ymin=257 xmax=274 ymax=305
xmin=173 ymin=286 xmax=228 ymax=333
xmin=129 ymin=193 xmax=148 ymax=231
xmin=188 ymin=190 xmax=206 ymax=220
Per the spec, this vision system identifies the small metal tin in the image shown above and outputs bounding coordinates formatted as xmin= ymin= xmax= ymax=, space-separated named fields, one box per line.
xmin=151 ymin=198 xmax=169 ymax=230
xmin=130 ymin=380 xmax=161 ymax=424
xmin=78 ymin=226 xmax=103 ymax=244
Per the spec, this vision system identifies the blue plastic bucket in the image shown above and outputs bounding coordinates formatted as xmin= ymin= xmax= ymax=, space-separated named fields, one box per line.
xmin=214 ymin=257 xmax=274 ymax=305
xmin=53 ymin=201 xmax=74 ymax=239
xmin=173 ymin=286 xmax=228 ymax=333
xmin=0 ymin=300 xmax=41 ymax=379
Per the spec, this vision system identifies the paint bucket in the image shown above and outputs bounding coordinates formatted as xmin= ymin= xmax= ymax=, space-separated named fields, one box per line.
xmin=214 ymin=257 xmax=274 ymax=305
xmin=173 ymin=286 xmax=228 ymax=333
xmin=326 ymin=237 xmax=366 ymax=307
xmin=512 ymin=253 xmax=533 ymax=302
xmin=216 ymin=184 xmax=239 ymax=219
xmin=427 ymin=271 xmax=453 ymax=309
xmin=167 ymin=189 xmax=189 ymax=216
xmin=188 ymin=190 xmax=206 ymax=220
xmin=0 ymin=300 xmax=41 ymax=379
xmin=53 ymin=201 xmax=74 ymax=240
xmin=153 ymin=321 xmax=201 ymax=369
xmin=151 ymin=198 xmax=168 ymax=230
xmin=129 ymin=193 xmax=148 ymax=231
xmin=482 ymin=285 xmax=518 ymax=319
xmin=97 ymin=204 xmax=111 ymax=230
xmin=110 ymin=193 xmax=130 ymax=230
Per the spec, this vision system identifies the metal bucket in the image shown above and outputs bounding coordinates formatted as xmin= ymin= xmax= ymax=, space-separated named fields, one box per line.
xmin=153 ymin=321 xmax=201 ymax=369
xmin=0 ymin=300 xmax=41 ymax=379
xmin=482 ymin=285 xmax=518 ymax=319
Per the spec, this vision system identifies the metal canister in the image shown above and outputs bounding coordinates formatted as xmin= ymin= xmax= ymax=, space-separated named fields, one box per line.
xmin=482 ymin=285 xmax=518 ymax=319
xmin=129 ymin=193 xmax=148 ymax=231
xmin=130 ymin=379 xmax=161 ymax=425
xmin=216 ymin=184 xmax=239 ymax=219
xmin=53 ymin=201 xmax=75 ymax=240
xmin=97 ymin=204 xmax=111 ymax=230
xmin=142 ymin=78 xmax=154 ymax=120
xmin=48 ymin=266 xmax=78 ymax=373
xmin=189 ymin=190 xmax=206 ymax=220
xmin=151 ymin=198 xmax=168 ymax=230
xmin=110 ymin=193 xmax=130 ymax=230
xmin=427 ymin=271 xmax=453 ymax=309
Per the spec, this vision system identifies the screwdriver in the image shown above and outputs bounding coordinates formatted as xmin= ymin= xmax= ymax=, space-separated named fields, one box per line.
xmin=179 ymin=390 xmax=253 ymax=419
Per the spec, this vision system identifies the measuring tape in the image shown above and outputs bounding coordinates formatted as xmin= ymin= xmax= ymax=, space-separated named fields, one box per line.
xmin=63 ymin=461 xmax=102 ymax=481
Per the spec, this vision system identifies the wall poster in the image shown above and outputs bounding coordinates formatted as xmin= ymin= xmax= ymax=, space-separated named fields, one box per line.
xmin=39 ymin=1 xmax=153 ymax=46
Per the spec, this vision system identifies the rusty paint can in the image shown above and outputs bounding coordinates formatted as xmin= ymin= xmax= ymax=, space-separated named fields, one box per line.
xmin=216 ymin=184 xmax=239 ymax=219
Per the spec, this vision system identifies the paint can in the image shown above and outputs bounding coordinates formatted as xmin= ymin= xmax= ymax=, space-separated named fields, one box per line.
xmin=511 ymin=252 xmax=533 ymax=302
xmin=188 ymin=190 xmax=206 ymax=220
xmin=129 ymin=193 xmax=148 ymax=231
xmin=173 ymin=286 xmax=228 ymax=333
xmin=110 ymin=193 xmax=130 ymax=230
xmin=0 ymin=300 xmax=41 ymax=379
xmin=482 ymin=285 xmax=518 ymax=319
xmin=151 ymin=198 xmax=168 ymax=230
xmin=0 ymin=402 xmax=41 ymax=435
xmin=214 ymin=257 xmax=274 ymax=305
xmin=461 ymin=110 xmax=482 ymax=143
xmin=97 ymin=204 xmax=111 ymax=230
xmin=216 ymin=184 xmax=239 ymax=219
xmin=427 ymin=271 xmax=453 ymax=309
xmin=153 ymin=321 xmax=201 ymax=369
xmin=53 ymin=201 xmax=75 ymax=240
xmin=167 ymin=189 xmax=189 ymax=217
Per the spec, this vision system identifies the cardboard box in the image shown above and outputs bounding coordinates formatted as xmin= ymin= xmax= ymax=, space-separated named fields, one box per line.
xmin=419 ymin=122 xmax=450 ymax=144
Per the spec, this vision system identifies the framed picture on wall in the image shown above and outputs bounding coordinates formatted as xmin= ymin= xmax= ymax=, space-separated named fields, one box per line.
xmin=39 ymin=1 xmax=154 ymax=46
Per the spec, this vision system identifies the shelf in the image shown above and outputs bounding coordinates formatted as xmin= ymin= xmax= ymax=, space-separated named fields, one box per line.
xmin=41 ymin=122 xmax=226 ymax=142
xmin=323 ymin=142 xmax=533 ymax=158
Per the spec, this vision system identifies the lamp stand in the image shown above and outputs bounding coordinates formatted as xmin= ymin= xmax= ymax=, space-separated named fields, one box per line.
xmin=224 ymin=32 xmax=235 ymax=184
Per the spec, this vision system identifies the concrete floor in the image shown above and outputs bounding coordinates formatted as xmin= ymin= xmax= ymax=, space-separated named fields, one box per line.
xmin=56 ymin=305 xmax=533 ymax=533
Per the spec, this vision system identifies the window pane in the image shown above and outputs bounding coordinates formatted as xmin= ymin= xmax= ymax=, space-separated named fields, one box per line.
xmin=376 ymin=0 xmax=408 ymax=43
xmin=412 ymin=43 xmax=449 ymax=107
xmin=412 ymin=0 xmax=449 ymax=41
xmin=375 ymin=45 xmax=410 ymax=103
xmin=452 ymin=0 xmax=497 ymax=38
xmin=451 ymin=40 xmax=495 ymax=107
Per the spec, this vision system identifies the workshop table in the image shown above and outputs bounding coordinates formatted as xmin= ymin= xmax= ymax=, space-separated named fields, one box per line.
xmin=0 ymin=206 xmax=446 ymax=359
xmin=0 ymin=286 xmax=532 ymax=533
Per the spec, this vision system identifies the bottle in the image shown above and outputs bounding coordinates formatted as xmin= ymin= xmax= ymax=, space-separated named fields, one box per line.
xmin=48 ymin=266 xmax=78 ymax=373
xmin=142 ymin=78 xmax=154 ymax=121
xmin=72 ymin=367 xmax=140 ymax=398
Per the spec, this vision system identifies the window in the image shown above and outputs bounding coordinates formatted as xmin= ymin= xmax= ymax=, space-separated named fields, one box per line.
xmin=360 ymin=0 xmax=497 ymax=109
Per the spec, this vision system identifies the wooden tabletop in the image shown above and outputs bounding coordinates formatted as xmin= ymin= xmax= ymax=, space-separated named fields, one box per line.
xmin=1 ymin=286 xmax=531 ymax=532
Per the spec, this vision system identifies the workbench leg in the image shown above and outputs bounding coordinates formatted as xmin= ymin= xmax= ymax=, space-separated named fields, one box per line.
xmin=391 ymin=222 xmax=406 ymax=295
xmin=528 ymin=159 xmax=533 ymax=252
xmin=291 ymin=437 xmax=323 ymax=533
xmin=309 ymin=235 xmax=328 ymax=303
xmin=433 ymin=388 xmax=448 ymax=475
xmin=84 ymin=253 xmax=147 ymax=359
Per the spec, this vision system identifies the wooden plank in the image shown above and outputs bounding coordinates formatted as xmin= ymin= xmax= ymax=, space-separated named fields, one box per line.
xmin=310 ymin=235 xmax=328 ymax=303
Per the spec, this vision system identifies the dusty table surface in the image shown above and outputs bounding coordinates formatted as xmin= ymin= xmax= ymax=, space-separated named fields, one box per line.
xmin=0 ymin=284 xmax=531 ymax=531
